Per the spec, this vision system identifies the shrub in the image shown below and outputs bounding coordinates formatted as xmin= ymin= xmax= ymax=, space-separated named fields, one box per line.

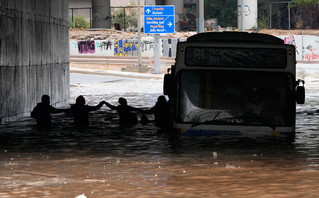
xmin=69 ymin=15 xmax=90 ymax=29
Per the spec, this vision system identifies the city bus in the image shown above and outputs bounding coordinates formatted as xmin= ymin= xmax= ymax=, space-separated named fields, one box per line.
xmin=163 ymin=32 xmax=305 ymax=139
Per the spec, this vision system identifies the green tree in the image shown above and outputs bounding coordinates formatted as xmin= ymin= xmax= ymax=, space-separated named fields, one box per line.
xmin=258 ymin=0 xmax=282 ymax=29
xmin=111 ymin=0 xmax=138 ymax=31
xmin=204 ymin=0 xmax=237 ymax=28
xmin=290 ymin=0 xmax=319 ymax=28
xmin=69 ymin=15 xmax=90 ymax=29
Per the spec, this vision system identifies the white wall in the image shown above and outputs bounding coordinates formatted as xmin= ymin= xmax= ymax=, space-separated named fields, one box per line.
xmin=70 ymin=35 xmax=319 ymax=62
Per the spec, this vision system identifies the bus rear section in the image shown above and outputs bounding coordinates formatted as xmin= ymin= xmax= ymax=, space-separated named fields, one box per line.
xmin=164 ymin=32 xmax=305 ymax=139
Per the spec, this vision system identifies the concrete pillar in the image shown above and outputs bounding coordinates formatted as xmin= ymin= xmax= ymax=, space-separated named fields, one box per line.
xmin=0 ymin=0 xmax=69 ymax=123
xmin=155 ymin=0 xmax=165 ymax=5
xmin=166 ymin=0 xmax=184 ymax=32
xmin=196 ymin=0 xmax=204 ymax=33
xmin=237 ymin=0 xmax=258 ymax=30
xmin=92 ymin=0 xmax=111 ymax=29
xmin=145 ymin=0 xmax=156 ymax=5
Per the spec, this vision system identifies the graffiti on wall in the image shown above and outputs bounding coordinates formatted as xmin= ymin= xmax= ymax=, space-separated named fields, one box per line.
xmin=114 ymin=39 xmax=139 ymax=56
xmin=237 ymin=5 xmax=251 ymax=17
xmin=305 ymin=45 xmax=319 ymax=61
xmin=142 ymin=41 xmax=154 ymax=53
xmin=283 ymin=35 xmax=300 ymax=55
xmin=78 ymin=40 xmax=95 ymax=54
xmin=113 ymin=40 xmax=156 ymax=56
xmin=283 ymin=36 xmax=295 ymax=45
xmin=182 ymin=4 xmax=196 ymax=31
xmin=70 ymin=35 xmax=319 ymax=61
xmin=97 ymin=40 xmax=112 ymax=51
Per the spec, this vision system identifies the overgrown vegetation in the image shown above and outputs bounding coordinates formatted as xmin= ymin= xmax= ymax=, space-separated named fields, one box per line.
xmin=204 ymin=0 xmax=237 ymax=28
xmin=69 ymin=15 xmax=90 ymax=29
xmin=111 ymin=0 xmax=138 ymax=31
xmin=69 ymin=0 xmax=318 ymax=30
xmin=204 ymin=0 xmax=319 ymax=29
xmin=258 ymin=0 xmax=282 ymax=29
xmin=290 ymin=0 xmax=319 ymax=28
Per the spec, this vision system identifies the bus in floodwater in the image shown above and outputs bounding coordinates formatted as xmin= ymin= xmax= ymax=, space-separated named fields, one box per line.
xmin=163 ymin=32 xmax=305 ymax=139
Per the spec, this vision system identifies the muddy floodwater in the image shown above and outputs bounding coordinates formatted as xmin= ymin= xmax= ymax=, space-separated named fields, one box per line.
xmin=1 ymin=64 xmax=319 ymax=198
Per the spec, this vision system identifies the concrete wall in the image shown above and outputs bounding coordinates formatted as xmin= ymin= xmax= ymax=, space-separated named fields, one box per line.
xmin=0 ymin=0 xmax=70 ymax=123
xmin=70 ymin=38 xmax=186 ymax=57
xmin=70 ymin=35 xmax=319 ymax=62
xmin=278 ymin=35 xmax=319 ymax=62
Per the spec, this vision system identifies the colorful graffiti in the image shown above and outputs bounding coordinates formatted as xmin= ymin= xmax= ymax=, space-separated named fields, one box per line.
xmin=114 ymin=39 xmax=138 ymax=56
xmin=283 ymin=35 xmax=300 ymax=55
xmin=70 ymin=35 xmax=319 ymax=61
xmin=182 ymin=4 xmax=196 ymax=31
xmin=305 ymin=48 xmax=319 ymax=61
xmin=283 ymin=36 xmax=295 ymax=45
xmin=78 ymin=40 xmax=95 ymax=54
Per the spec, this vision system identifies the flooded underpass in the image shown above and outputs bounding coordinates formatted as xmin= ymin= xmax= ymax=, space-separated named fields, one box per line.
xmin=1 ymin=64 xmax=319 ymax=198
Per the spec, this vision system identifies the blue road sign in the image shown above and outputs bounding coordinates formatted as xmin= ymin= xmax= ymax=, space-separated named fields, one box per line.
xmin=144 ymin=5 xmax=175 ymax=34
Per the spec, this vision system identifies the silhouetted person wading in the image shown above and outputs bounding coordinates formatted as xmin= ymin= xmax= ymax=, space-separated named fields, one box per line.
xmin=68 ymin=95 xmax=104 ymax=127
xmin=145 ymin=95 xmax=169 ymax=128
xmin=104 ymin=97 xmax=143 ymax=126
xmin=31 ymin=94 xmax=66 ymax=128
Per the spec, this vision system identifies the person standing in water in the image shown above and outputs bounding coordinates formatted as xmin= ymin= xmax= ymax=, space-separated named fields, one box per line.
xmin=31 ymin=94 xmax=66 ymax=128
xmin=68 ymin=95 xmax=104 ymax=128
xmin=145 ymin=95 xmax=169 ymax=128
xmin=104 ymin=97 xmax=144 ymax=126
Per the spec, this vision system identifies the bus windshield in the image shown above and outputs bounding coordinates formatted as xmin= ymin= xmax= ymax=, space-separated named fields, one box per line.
xmin=177 ymin=70 xmax=295 ymax=127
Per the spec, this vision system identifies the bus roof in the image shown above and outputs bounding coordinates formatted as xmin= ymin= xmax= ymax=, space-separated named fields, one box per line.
xmin=187 ymin=32 xmax=284 ymax=44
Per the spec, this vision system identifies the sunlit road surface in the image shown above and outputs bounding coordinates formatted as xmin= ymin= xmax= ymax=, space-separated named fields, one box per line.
xmin=0 ymin=63 xmax=319 ymax=197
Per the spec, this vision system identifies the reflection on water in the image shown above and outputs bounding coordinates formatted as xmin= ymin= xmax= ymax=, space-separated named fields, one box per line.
xmin=0 ymin=71 xmax=319 ymax=197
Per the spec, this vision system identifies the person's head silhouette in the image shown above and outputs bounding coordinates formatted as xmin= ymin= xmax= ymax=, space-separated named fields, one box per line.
xmin=76 ymin=95 xmax=86 ymax=106
xmin=157 ymin=95 xmax=167 ymax=104
xmin=118 ymin=97 xmax=127 ymax=106
xmin=41 ymin=94 xmax=50 ymax=105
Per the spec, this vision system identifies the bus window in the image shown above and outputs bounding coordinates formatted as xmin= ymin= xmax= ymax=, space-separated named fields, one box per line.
xmin=177 ymin=70 xmax=295 ymax=127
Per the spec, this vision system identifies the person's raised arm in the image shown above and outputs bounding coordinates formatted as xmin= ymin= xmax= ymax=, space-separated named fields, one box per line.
xmin=104 ymin=101 xmax=118 ymax=110
xmin=87 ymin=101 xmax=104 ymax=111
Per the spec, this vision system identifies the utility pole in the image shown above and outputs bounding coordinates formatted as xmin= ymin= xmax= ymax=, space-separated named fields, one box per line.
xmin=144 ymin=0 xmax=160 ymax=74
xmin=241 ymin=0 xmax=244 ymax=31
xmin=197 ymin=0 xmax=204 ymax=33
xmin=137 ymin=0 xmax=142 ymax=67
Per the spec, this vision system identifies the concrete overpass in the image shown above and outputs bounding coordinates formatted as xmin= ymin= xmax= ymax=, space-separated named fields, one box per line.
xmin=0 ymin=0 xmax=70 ymax=123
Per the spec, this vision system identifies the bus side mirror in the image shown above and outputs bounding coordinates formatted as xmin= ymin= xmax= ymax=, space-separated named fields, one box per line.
xmin=163 ymin=74 xmax=173 ymax=96
xmin=296 ymin=79 xmax=305 ymax=104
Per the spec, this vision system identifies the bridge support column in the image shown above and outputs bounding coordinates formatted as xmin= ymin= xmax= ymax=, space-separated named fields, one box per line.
xmin=166 ymin=0 xmax=184 ymax=32
xmin=92 ymin=0 xmax=111 ymax=29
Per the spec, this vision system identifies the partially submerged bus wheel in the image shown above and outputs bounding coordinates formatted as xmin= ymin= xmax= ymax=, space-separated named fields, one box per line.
xmin=296 ymin=79 xmax=305 ymax=104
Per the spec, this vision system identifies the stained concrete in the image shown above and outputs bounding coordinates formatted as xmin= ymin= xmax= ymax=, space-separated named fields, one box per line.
xmin=92 ymin=0 xmax=111 ymax=29
xmin=0 ymin=0 xmax=70 ymax=123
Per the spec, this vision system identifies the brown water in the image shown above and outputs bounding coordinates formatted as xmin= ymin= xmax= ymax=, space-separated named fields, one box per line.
xmin=0 ymin=71 xmax=319 ymax=198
